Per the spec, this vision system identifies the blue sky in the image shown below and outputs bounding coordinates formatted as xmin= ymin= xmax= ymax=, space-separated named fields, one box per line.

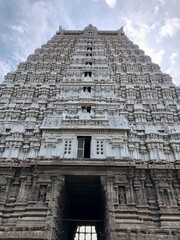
xmin=0 ymin=0 xmax=180 ymax=85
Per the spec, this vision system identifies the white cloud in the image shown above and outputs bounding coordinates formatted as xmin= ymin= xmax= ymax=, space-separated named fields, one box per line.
xmin=141 ymin=45 xmax=165 ymax=66
xmin=11 ymin=25 xmax=25 ymax=34
xmin=158 ymin=0 xmax=166 ymax=6
xmin=159 ymin=17 xmax=180 ymax=38
xmin=1 ymin=0 xmax=74 ymax=70
xmin=0 ymin=59 xmax=11 ymax=78
xmin=122 ymin=18 xmax=165 ymax=66
xmin=105 ymin=0 xmax=117 ymax=8
xmin=154 ymin=5 xmax=159 ymax=14
xmin=123 ymin=18 xmax=151 ymax=40
xmin=170 ymin=52 xmax=178 ymax=62
xmin=147 ymin=49 xmax=165 ymax=66
xmin=166 ymin=53 xmax=180 ymax=85
xmin=153 ymin=0 xmax=166 ymax=7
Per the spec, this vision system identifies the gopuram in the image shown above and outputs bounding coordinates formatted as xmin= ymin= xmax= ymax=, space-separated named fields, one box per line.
xmin=0 ymin=24 xmax=180 ymax=240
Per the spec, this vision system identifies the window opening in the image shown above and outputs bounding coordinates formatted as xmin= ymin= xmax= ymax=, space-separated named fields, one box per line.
xmin=136 ymin=130 xmax=145 ymax=133
xmin=96 ymin=140 xmax=104 ymax=155
xmin=85 ymin=62 xmax=92 ymax=66
xmin=77 ymin=136 xmax=91 ymax=158
xmin=75 ymin=225 xmax=97 ymax=240
xmin=81 ymin=106 xmax=91 ymax=113
xmin=64 ymin=140 xmax=72 ymax=155
xmin=87 ymin=47 xmax=92 ymax=51
xmin=26 ymin=129 xmax=34 ymax=132
xmin=83 ymin=87 xmax=91 ymax=93
xmin=84 ymin=72 xmax=92 ymax=77
xmin=158 ymin=130 xmax=164 ymax=133
xmin=86 ymin=53 xmax=92 ymax=57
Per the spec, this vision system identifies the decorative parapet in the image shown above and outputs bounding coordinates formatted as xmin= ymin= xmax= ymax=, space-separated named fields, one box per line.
xmin=40 ymin=115 xmax=130 ymax=130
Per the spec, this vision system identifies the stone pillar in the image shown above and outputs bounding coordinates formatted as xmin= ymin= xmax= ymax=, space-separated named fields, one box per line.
xmin=139 ymin=145 xmax=147 ymax=161
xmin=106 ymin=138 xmax=113 ymax=158
xmin=28 ymin=143 xmax=38 ymax=158
xmin=10 ymin=176 xmax=20 ymax=201
xmin=49 ymin=176 xmax=65 ymax=240
xmin=147 ymin=143 xmax=155 ymax=161
xmin=127 ymin=167 xmax=135 ymax=204
xmin=140 ymin=177 xmax=147 ymax=205
xmin=158 ymin=143 xmax=166 ymax=160
xmin=167 ymin=177 xmax=177 ymax=206
xmin=17 ymin=176 xmax=27 ymax=202
xmin=134 ymin=143 xmax=140 ymax=160
xmin=29 ymin=174 xmax=38 ymax=202
xmin=134 ymin=183 xmax=143 ymax=205
xmin=170 ymin=144 xmax=179 ymax=160
xmin=91 ymin=137 xmax=96 ymax=158
xmin=39 ymin=141 xmax=45 ymax=157
xmin=153 ymin=177 xmax=162 ymax=206
xmin=56 ymin=139 xmax=63 ymax=157
xmin=4 ymin=176 xmax=13 ymax=201
xmin=114 ymin=185 xmax=119 ymax=204
xmin=13 ymin=143 xmax=21 ymax=158
xmin=102 ymin=175 xmax=116 ymax=240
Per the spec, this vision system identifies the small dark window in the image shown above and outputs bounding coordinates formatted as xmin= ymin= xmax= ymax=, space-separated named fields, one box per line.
xmin=158 ymin=130 xmax=164 ymax=133
xmin=26 ymin=129 xmax=34 ymax=132
xmin=86 ymin=53 xmax=92 ymax=57
xmin=87 ymin=47 xmax=92 ymax=51
xmin=85 ymin=62 xmax=92 ymax=66
xmin=83 ymin=87 xmax=91 ymax=93
xmin=77 ymin=136 xmax=91 ymax=158
xmin=84 ymin=72 xmax=92 ymax=77
xmin=81 ymin=106 xmax=91 ymax=113
xmin=136 ymin=130 xmax=145 ymax=133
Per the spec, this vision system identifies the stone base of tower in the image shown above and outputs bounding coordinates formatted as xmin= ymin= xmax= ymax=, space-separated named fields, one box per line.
xmin=0 ymin=228 xmax=50 ymax=239
xmin=0 ymin=159 xmax=180 ymax=239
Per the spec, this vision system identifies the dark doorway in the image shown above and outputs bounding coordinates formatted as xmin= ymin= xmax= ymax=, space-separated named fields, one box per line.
xmin=63 ymin=176 xmax=106 ymax=240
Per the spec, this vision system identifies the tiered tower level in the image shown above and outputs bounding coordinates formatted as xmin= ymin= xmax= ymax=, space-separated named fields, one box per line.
xmin=0 ymin=25 xmax=180 ymax=240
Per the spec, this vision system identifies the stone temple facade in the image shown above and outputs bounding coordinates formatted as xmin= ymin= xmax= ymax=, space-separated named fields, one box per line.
xmin=0 ymin=24 xmax=180 ymax=239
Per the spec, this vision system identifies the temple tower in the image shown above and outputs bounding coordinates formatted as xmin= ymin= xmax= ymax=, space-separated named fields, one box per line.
xmin=0 ymin=25 xmax=180 ymax=239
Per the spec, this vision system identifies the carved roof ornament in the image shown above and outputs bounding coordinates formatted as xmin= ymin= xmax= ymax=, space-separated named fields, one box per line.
xmin=58 ymin=25 xmax=65 ymax=34
xmin=83 ymin=24 xmax=97 ymax=36
xmin=118 ymin=26 xmax=125 ymax=35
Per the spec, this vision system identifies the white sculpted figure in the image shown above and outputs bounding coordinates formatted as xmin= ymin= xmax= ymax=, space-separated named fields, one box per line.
xmin=79 ymin=108 xmax=91 ymax=120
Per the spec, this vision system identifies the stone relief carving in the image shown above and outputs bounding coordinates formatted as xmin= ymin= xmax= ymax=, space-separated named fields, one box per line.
xmin=118 ymin=186 xmax=126 ymax=204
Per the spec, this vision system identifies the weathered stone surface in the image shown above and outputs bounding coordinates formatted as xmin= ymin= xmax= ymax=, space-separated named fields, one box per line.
xmin=0 ymin=24 xmax=180 ymax=239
